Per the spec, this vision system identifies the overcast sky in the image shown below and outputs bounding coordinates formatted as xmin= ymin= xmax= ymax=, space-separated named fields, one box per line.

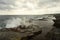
xmin=0 ymin=0 xmax=60 ymax=15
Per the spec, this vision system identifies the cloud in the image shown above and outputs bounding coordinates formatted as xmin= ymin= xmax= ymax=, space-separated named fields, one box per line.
xmin=0 ymin=0 xmax=60 ymax=15
xmin=0 ymin=0 xmax=15 ymax=10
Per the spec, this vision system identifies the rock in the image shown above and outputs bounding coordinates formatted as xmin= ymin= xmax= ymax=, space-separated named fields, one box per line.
xmin=0 ymin=24 xmax=42 ymax=40
xmin=21 ymin=30 xmax=42 ymax=40
xmin=0 ymin=31 xmax=21 ymax=40
xmin=53 ymin=14 xmax=60 ymax=28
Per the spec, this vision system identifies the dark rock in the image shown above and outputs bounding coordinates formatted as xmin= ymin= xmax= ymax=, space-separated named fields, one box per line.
xmin=53 ymin=14 xmax=60 ymax=28
xmin=21 ymin=30 xmax=42 ymax=40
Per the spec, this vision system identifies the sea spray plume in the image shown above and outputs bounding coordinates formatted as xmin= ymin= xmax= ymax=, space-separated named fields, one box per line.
xmin=5 ymin=17 xmax=23 ymax=28
xmin=5 ymin=17 xmax=34 ymax=28
xmin=5 ymin=17 xmax=41 ymax=33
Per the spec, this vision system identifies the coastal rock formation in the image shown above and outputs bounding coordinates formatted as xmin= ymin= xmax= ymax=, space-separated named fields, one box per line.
xmin=53 ymin=14 xmax=60 ymax=28
xmin=0 ymin=24 xmax=42 ymax=40
xmin=46 ymin=14 xmax=60 ymax=40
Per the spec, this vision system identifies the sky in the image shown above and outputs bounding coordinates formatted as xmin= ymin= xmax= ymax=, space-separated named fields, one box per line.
xmin=0 ymin=0 xmax=60 ymax=15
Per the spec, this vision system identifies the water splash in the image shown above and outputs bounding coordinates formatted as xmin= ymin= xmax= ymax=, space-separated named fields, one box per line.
xmin=5 ymin=17 xmax=33 ymax=28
